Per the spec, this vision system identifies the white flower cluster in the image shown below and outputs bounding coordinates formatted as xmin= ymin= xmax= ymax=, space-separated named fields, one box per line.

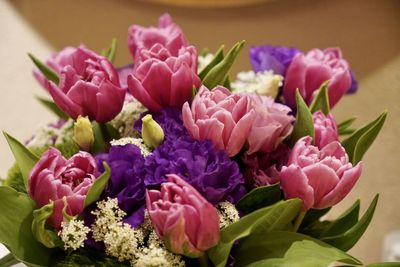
xmin=231 ymin=70 xmax=283 ymax=98
xmin=110 ymin=99 xmax=146 ymax=137
xmin=217 ymin=201 xmax=240 ymax=229
xmin=26 ymin=119 xmax=74 ymax=148
xmin=58 ymin=219 xmax=90 ymax=251
xmin=110 ymin=137 xmax=152 ymax=157
xmin=198 ymin=53 xmax=214 ymax=73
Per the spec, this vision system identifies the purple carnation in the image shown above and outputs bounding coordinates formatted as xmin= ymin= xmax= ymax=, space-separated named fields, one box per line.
xmin=143 ymin=137 xmax=246 ymax=205
xmin=250 ymin=45 xmax=300 ymax=75
xmin=134 ymin=107 xmax=189 ymax=141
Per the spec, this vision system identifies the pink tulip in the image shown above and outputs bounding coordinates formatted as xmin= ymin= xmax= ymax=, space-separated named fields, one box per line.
xmin=128 ymin=13 xmax=189 ymax=59
xmin=28 ymin=147 xmax=99 ymax=229
xmin=283 ymin=48 xmax=352 ymax=108
xmin=44 ymin=46 xmax=126 ymax=123
xmin=128 ymin=43 xmax=200 ymax=112
xmin=313 ymin=111 xmax=339 ymax=148
xmin=146 ymin=174 xmax=220 ymax=257
xmin=182 ymin=86 xmax=294 ymax=157
xmin=279 ymin=136 xmax=362 ymax=211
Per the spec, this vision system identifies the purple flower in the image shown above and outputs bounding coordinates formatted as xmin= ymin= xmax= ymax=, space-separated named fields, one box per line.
xmin=144 ymin=137 xmax=246 ymax=205
xmin=250 ymin=45 xmax=300 ymax=75
xmin=348 ymin=70 xmax=358 ymax=94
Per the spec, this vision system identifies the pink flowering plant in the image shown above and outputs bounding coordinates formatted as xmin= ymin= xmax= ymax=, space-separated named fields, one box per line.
xmin=0 ymin=13 xmax=391 ymax=267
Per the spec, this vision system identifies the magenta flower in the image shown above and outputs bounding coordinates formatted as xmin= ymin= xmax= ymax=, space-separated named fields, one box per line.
xmin=146 ymin=174 xmax=220 ymax=257
xmin=128 ymin=13 xmax=189 ymax=59
xmin=279 ymin=136 xmax=362 ymax=211
xmin=313 ymin=111 xmax=339 ymax=148
xmin=44 ymin=46 xmax=126 ymax=123
xmin=283 ymin=48 xmax=352 ymax=108
xmin=182 ymin=86 xmax=294 ymax=157
xmin=28 ymin=148 xmax=99 ymax=229
xmin=128 ymin=43 xmax=200 ymax=112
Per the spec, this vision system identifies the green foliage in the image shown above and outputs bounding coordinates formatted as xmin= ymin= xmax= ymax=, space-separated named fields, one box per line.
xmin=233 ymin=231 xmax=362 ymax=267
xmin=202 ymin=41 xmax=245 ymax=89
xmin=32 ymin=202 xmax=62 ymax=248
xmin=84 ymin=162 xmax=111 ymax=208
xmin=338 ymin=117 xmax=357 ymax=136
xmin=2 ymin=162 xmax=26 ymax=193
xmin=366 ymin=263 xmax=400 ymax=267
xmin=101 ymin=38 xmax=117 ymax=63
xmin=28 ymin=53 xmax=59 ymax=85
xmin=208 ymin=199 xmax=302 ymax=267
xmin=236 ymin=183 xmax=282 ymax=214
xmin=35 ymin=96 xmax=68 ymax=119
xmin=342 ymin=111 xmax=387 ymax=164
xmin=0 ymin=186 xmax=51 ymax=266
xmin=300 ymin=207 xmax=331 ymax=230
xmin=90 ymin=122 xmax=106 ymax=154
xmin=309 ymin=81 xmax=330 ymax=114
xmin=198 ymin=45 xmax=224 ymax=80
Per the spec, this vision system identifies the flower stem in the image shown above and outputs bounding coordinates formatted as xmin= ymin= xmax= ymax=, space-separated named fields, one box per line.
xmin=292 ymin=211 xmax=306 ymax=232
xmin=198 ymin=253 xmax=210 ymax=267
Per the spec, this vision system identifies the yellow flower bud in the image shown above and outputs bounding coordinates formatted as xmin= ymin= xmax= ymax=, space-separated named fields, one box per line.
xmin=141 ymin=114 xmax=164 ymax=149
xmin=73 ymin=116 xmax=94 ymax=151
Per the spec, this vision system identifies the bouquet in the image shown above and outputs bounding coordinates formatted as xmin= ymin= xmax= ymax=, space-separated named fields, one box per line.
xmin=0 ymin=14 xmax=391 ymax=267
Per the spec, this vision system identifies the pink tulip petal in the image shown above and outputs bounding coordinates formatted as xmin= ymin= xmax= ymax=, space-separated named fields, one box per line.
xmin=127 ymin=74 xmax=163 ymax=112
xmin=46 ymin=80 xmax=82 ymax=120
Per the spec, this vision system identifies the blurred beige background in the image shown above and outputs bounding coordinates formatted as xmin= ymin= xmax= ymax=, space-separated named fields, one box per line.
xmin=0 ymin=0 xmax=399 ymax=264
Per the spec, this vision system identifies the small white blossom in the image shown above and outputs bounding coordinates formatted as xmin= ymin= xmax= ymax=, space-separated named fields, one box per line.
xmin=58 ymin=219 xmax=90 ymax=251
xmin=110 ymin=137 xmax=152 ymax=157
xmin=110 ymin=99 xmax=146 ymax=137
xmin=231 ymin=70 xmax=283 ymax=98
xmin=217 ymin=201 xmax=240 ymax=229
xmin=26 ymin=119 xmax=74 ymax=148
xmin=133 ymin=243 xmax=185 ymax=267
xmin=198 ymin=53 xmax=214 ymax=73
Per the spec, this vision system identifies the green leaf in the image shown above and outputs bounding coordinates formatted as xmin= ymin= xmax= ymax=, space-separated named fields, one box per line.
xmin=104 ymin=122 xmax=120 ymax=140
xmin=309 ymin=81 xmax=330 ymax=114
xmin=236 ymin=183 xmax=281 ymax=214
xmin=223 ymin=75 xmax=231 ymax=90
xmin=0 ymin=253 xmax=19 ymax=267
xmin=233 ymin=231 xmax=362 ymax=267
xmin=342 ymin=111 xmax=387 ymax=164
xmin=101 ymin=38 xmax=117 ymax=63
xmin=3 ymin=132 xmax=39 ymax=191
xmin=2 ymin=162 xmax=26 ymax=193
xmin=32 ymin=202 xmax=63 ymax=248
xmin=202 ymin=41 xmax=245 ymax=89
xmin=35 ymin=96 xmax=68 ymax=119
xmin=320 ymin=200 xmax=360 ymax=238
xmin=300 ymin=207 xmax=331 ymax=230
xmin=366 ymin=263 xmax=400 ymax=267
xmin=90 ymin=122 xmax=106 ymax=154
xmin=28 ymin=53 xmax=59 ymax=85
xmin=208 ymin=199 xmax=302 ymax=267
xmin=321 ymin=194 xmax=379 ymax=251
xmin=338 ymin=117 xmax=357 ymax=132
xmin=287 ymin=90 xmax=315 ymax=146
xmin=198 ymin=45 xmax=224 ymax=80
xmin=84 ymin=162 xmax=111 ymax=208
xmin=0 ymin=186 xmax=51 ymax=266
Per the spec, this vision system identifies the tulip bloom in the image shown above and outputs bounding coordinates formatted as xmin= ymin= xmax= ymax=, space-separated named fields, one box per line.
xmin=28 ymin=148 xmax=99 ymax=229
xmin=313 ymin=111 xmax=339 ymax=148
xmin=128 ymin=43 xmax=200 ymax=112
xmin=128 ymin=13 xmax=189 ymax=59
xmin=45 ymin=46 xmax=126 ymax=123
xmin=146 ymin=174 xmax=220 ymax=257
xmin=279 ymin=136 xmax=362 ymax=211
xmin=283 ymin=48 xmax=352 ymax=108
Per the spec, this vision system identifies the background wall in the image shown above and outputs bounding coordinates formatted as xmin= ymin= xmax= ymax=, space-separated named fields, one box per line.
xmin=0 ymin=0 xmax=399 ymax=263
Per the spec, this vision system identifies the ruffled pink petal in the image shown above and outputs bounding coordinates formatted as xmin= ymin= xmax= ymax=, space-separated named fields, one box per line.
xmin=46 ymin=80 xmax=83 ymax=119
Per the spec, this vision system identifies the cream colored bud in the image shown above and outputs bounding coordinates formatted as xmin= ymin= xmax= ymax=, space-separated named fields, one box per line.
xmin=141 ymin=114 xmax=164 ymax=149
xmin=73 ymin=116 xmax=94 ymax=151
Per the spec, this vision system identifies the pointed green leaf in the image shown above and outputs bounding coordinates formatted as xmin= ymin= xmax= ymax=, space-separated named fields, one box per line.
xmin=300 ymin=207 xmax=331 ymax=230
xmin=28 ymin=53 xmax=59 ymax=85
xmin=234 ymin=231 xmax=362 ymax=266
xmin=35 ymin=96 xmax=68 ymax=119
xmin=84 ymin=162 xmax=111 ymax=208
xmin=103 ymin=38 xmax=117 ymax=63
xmin=338 ymin=117 xmax=357 ymax=132
xmin=320 ymin=200 xmax=360 ymax=238
xmin=208 ymin=199 xmax=302 ymax=267
xmin=321 ymin=194 xmax=379 ymax=251
xmin=309 ymin=81 xmax=330 ymax=114
xmin=202 ymin=41 xmax=245 ymax=89
xmin=342 ymin=111 xmax=387 ymax=164
xmin=0 ymin=186 xmax=51 ymax=266
xmin=3 ymin=132 xmax=39 ymax=190
xmin=90 ymin=121 xmax=106 ymax=154
xmin=287 ymin=89 xmax=315 ymax=145
xmin=198 ymin=45 xmax=224 ymax=80
xmin=32 ymin=202 xmax=62 ymax=248
xmin=223 ymin=75 xmax=231 ymax=90
xmin=236 ymin=183 xmax=281 ymax=214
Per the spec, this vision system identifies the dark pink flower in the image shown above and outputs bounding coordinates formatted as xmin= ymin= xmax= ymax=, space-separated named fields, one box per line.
xmin=313 ymin=111 xmax=339 ymax=148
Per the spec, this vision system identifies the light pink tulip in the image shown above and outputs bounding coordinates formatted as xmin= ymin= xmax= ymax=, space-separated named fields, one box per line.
xmin=44 ymin=46 xmax=126 ymax=123
xmin=182 ymin=86 xmax=294 ymax=157
xmin=28 ymin=148 xmax=99 ymax=229
xmin=128 ymin=43 xmax=200 ymax=112
xmin=128 ymin=13 xmax=189 ymax=59
xmin=146 ymin=174 xmax=220 ymax=257
xmin=279 ymin=136 xmax=362 ymax=211
xmin=313 ymin=111 xmax=339 ymax=148
xmin=283 ymin=48 xmax=352 ymax=108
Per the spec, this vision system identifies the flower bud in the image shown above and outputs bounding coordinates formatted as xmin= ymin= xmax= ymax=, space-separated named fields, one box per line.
xmin=141 ymin=114 xmax=164 ymax=149
xmin=73 ymin=116 xmax=94 ymax=151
